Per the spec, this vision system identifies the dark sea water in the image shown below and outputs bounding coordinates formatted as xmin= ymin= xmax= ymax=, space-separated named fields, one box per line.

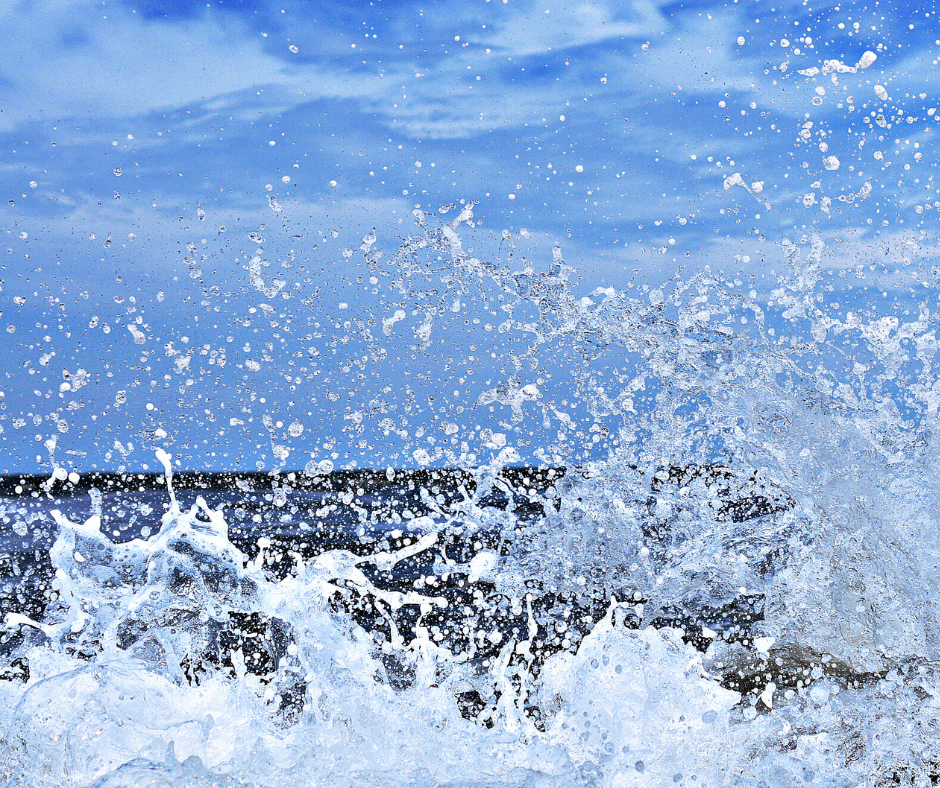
xmin=0 ymin=464 xmax=778 ymax=688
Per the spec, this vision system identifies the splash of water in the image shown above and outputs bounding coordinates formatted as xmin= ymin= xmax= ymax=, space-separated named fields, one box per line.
xmin=8 ymin=22 xmax=940 ymax=788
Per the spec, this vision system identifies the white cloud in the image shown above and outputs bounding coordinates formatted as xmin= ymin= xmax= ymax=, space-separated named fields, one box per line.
xmin=623 ymin=9 xmax=769 ymax=99
xmin=0 ymin=2 xmax=262 ymax=126
xmin=473 ymin=0 xmax=668 ymax=57
xmin=0 ymin=0 xmax=387 ymax=130
xmin=366 ymin=68 xmax=573 ymax=139
xmin=0 ymin=0 xmax=679 ymax=139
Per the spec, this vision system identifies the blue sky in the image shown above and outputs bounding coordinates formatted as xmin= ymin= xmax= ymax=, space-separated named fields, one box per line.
xmin=1 ymin=0 xmax=938 ymax=473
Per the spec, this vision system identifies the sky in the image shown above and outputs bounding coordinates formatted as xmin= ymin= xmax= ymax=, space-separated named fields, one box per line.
xmin=1 ymin=0 xmax=939 ymax=474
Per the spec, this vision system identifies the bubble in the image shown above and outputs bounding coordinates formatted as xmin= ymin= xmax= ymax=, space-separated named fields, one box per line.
xmin=575 ymin=165 xmax=584 ymax=173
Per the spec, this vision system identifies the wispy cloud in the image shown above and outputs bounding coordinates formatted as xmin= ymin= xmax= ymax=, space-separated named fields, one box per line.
xmin=0 ymin=0 xmax=399 ymax=130
xmin=471 ymin=0 xmax=669 ymax=57
xmin=0 ymin=1 xmax=277 ymax=127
